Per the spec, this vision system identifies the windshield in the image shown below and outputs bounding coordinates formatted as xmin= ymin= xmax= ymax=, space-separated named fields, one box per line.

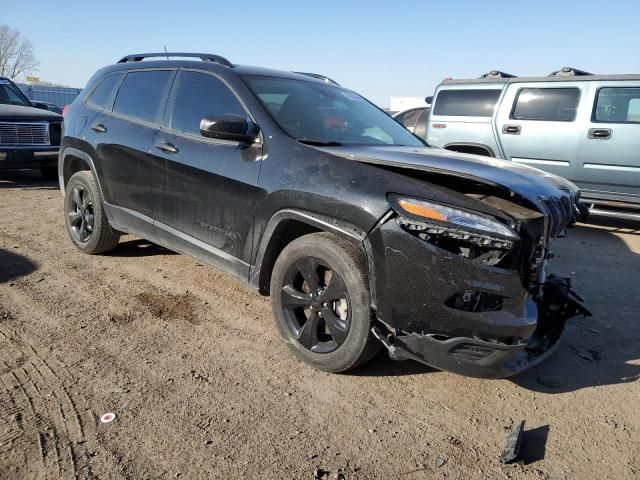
xmin=0 ymin=79 xmax=31 ymax=107
xmin=243 ymin=76 xmax=424 ymax=147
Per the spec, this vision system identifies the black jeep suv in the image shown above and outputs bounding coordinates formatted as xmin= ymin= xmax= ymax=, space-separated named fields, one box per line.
xmin=0 ymin=76 xmax=62 ymax=179
xmin=60 ymin=53 xmax=589 ymax=377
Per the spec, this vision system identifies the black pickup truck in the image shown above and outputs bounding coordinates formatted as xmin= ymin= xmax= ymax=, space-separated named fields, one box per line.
xmin=0 ymin=76 xmax=62 ymax=179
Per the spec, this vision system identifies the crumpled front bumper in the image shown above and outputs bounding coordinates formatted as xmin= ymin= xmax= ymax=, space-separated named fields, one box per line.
xmin=366 ymin=211 xmax=591 ymax=378
xmin=372 ymin=274 xmax=590 ymax=378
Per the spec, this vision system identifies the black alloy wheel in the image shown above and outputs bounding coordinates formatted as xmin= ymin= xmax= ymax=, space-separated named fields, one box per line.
xmin=280 ymin=256 xmax=350 ymax=353
xmin=68 ymin=184 xmax=95 ymax=243
xmin=270 ymin=232 xmax=380 ymax=372
xmin=64 ymin=171 xmax=120 ymax=254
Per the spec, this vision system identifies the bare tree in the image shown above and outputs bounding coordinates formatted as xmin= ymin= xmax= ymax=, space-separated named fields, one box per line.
xmin=0 ymin=25 xmax=39 ymax=80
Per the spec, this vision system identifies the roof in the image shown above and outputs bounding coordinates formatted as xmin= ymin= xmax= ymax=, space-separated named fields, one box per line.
xmin=105 ymin=53 xmax=340 ymax=86
xmin=442 ymin=73 xmax=640 ymax=86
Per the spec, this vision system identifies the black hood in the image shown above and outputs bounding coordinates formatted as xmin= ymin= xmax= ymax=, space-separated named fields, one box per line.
xmin=0 ymin=103 xmax=62 ymax=122
xmin=317 ymin=145 xmax=579 ymax=211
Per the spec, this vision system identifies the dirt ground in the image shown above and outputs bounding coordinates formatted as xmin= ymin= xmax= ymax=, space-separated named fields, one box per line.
xmin=0 ymin=170 xmax=638 ymax=480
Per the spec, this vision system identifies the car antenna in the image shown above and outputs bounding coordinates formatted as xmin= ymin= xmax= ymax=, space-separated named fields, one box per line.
xmin=163 ymin=45 xmax=169 ymax=60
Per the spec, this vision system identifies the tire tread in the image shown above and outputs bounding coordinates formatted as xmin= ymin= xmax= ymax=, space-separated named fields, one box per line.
xmin=65 ymin=171 xmax=120 ymax=254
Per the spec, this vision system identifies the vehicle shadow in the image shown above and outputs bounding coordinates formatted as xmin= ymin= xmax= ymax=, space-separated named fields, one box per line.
xmin=0 ymin=170 xmax=59 ymax=190
xmin=0 ymin=248 xmax=38 ymax=283
xmin=512 ymin=218 xmax=640 ymax=393
xmin=349 ymin=351 xmax=435 ymax=377
xmin=107 ymin=238 xmax=178 ymax=258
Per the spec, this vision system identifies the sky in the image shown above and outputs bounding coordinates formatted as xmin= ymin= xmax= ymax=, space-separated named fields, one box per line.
xmin=4 ymin=0 xmax=640 ymax=107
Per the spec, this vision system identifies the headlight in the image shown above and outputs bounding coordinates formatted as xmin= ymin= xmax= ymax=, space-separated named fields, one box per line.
xmin=389 ymin=194 xmax=519 ymax=243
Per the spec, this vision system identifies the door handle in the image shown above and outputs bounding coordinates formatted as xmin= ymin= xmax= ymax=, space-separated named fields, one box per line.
xmin=154 ymin=141 xmax=179 ymax=154
xmin=588 ymin=128 xmax=612 ymax=140
xmin=91 ymin=123 xmax=107 ymax=133
xmin=502 ymin=124 xmax=521 ymax=135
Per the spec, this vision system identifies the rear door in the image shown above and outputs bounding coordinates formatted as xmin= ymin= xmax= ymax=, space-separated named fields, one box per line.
xmin=152 ymin=69 xmax=262 ymax=278
xmin=89 ymin=69 xmax=174 ymax=237
xmin=576 ymin=83 xmax=640 ymax=202
xmin=496 ymin=83 xmax=586 ymax=181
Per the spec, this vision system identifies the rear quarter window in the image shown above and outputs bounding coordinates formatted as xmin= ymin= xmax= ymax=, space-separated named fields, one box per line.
xmin=594 ymin=87 xmax=640 ymax=124
xmin=112 ymin=70 xmax=173 ymax=124
xmin=433 ymin=89 xmax=501 ymax=117
xmin=86 ymin=73 xmax=124 ymax=110
xmin=511 ymin=87 xmax=580 ymax=122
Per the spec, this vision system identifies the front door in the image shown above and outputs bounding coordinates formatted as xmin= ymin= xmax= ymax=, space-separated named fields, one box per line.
xmin=496 ymin=83 xmax=586 ymax=182
xmin=153 ymin=69 xmax=262 ymax=278
xmin=576 ymin=83 xmax=640 ymax=202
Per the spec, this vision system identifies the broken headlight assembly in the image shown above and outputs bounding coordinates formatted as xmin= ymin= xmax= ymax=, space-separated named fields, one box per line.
xmin=389 ymin=194 xmax=520 ymax=263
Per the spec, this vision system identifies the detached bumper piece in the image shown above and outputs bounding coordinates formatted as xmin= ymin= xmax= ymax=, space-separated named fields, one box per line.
xmin=372 ymin=274 xmax=591 ymax=378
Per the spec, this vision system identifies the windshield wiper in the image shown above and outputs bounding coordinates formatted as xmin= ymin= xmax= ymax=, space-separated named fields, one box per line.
xmin=297 ymin=139 xmax=343 ymax=147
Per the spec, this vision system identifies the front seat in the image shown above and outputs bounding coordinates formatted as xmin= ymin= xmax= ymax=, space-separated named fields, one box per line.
xmin=277 ymin=93 xmax=324 ymax=140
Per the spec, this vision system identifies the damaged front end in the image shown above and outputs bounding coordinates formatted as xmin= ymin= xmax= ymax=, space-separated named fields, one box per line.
xmin=367 ymin=187 xmax=591 ymax=379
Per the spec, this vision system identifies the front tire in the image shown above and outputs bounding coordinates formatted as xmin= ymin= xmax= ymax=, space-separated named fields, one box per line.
xmin=64 ymin=171 xmax=120 ymax=254
xmin=270 ymin=232 xmax=380 ymax=372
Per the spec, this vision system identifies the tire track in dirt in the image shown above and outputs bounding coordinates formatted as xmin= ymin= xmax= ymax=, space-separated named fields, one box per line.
xmin=0 ymin=317 xmax=90 ymax=479
xmin=2 ymin=236 xmax=481 ymax=477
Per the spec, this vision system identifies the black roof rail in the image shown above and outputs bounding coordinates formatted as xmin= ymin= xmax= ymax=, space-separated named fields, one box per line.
xmin=292 ymin=71 xmax=340 ymax=85
xmin=548 ymin=67 xmax=593 ymax=77
xmin=479 ymin=70 xmax=517 ymax=79
xmin=117 ymin=52 xmax=233 ymax=68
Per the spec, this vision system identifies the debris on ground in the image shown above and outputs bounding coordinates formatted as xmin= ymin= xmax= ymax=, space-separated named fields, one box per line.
xmin=435 ymin=455 xmax=447 ymax=468
xmin=100 ymin=412 xmax=117 ymax=424
xmin=500 ymin=420 xmax=525 ymax=464
xmin=313 ymin=467 xmax=330 ymax=479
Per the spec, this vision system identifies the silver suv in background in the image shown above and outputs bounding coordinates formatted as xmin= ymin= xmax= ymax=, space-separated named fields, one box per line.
xmin=424 ymin=68 xmax=640 ymax=220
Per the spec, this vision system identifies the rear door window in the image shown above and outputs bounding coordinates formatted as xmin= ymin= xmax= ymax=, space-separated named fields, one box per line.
xmin=594 ymin=87 xmax=640 ymax=123
xmin=511 ymin=87 xmax=581 ymax=122
xmin=87 ymin=73 xmax=123 ymax=110
xmin=433 ymin=89 xmax=501 ymax=117
xmin=112 ymin=70 xmax=173 ymax=124
xmin=169 ymin=71 xmax=246 ymax=136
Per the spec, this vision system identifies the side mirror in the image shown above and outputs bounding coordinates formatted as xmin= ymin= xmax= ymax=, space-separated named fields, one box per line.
xmin=31 ymin=101 xmax=49 ymax=110
xmin=200 ymin=114 xmax=258 ymax=143
xmin=425 ymin=96 xmax=433 ymax=105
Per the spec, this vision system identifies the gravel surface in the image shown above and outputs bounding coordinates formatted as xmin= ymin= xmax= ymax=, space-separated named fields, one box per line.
xmin=1 ymin=170 xmax=639 ymax=479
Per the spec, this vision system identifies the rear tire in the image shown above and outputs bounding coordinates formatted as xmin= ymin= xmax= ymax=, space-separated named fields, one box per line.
xmin=40 ymin=167 xmax=58 ymax=180
xmin=270 ymin=232 xmax=380 ymax=372
xmin=64 ymin=171 xmax=120 ymax=254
